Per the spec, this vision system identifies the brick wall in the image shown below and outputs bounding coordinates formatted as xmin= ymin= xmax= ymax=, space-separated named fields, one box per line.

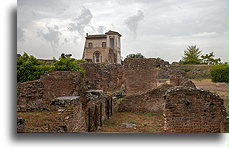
xmin=40 ymin=71 xmax=84 ymax=99
xmin=17 ymin=80 xmax=44 ymax=112
xmin=80 ymin=63 xmax=124 ymax=92
xmin=123 ymin=58 xmax=158 ymax=96
xmin=50 ymin=96 xmax=87 ymax=132
xmin=119 ymin=84 xmax=173 ymax=113
xmin=17 ymin=71 xmax=84 ymax=112
xmin=163 ymin=87 xmax=227 ymax=133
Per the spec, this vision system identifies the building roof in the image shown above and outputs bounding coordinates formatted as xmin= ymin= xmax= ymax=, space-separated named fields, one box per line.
xmin=86 ymin=30 xmax=121 ymax=39
xmin=86 ymin=34 xmax=106 ymax=39
xmin=105 ymin=30 xmax=121 ymax=37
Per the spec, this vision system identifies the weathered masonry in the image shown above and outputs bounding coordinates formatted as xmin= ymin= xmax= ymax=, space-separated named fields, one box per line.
xmin=123 ymin=58 xmax=158 ymax=96
xmin=82 ymin=30 xmax=122 ymax=64
xmin=163 ymin=87 xmax=228 ymax=133
xmin=17 ymin=58 xmax=228 ymax=133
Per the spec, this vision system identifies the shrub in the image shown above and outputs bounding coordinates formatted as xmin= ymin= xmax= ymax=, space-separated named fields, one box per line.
xmin=17 ymin=53 xmax=53 ymax=83
xmin=52 ymin=57 xmax=86 ymax=75
xmin=210 ymin=64 xmax=228 ymax=83
xmin=17 ymin=53 xmax=87 ymax=83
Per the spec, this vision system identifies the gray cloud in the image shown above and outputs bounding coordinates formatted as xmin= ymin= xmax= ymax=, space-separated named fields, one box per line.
xmin=38 ymin=26 xmax=62 ymax=50
xmin=97 ymin=26 xmax=106 ymax=34
xmin=17 ymin=26 xmax=25 ymax=41
xmin=17 ymin=0 xmax=227 ymax=62
xmin=125 ymin=10 xmax=144 ymax=35
xmin=68 ymin=8 xmax=93 ymax=35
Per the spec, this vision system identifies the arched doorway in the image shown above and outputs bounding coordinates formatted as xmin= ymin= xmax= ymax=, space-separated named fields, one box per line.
xmin=93 ymin=52 xmax=102 ymax=63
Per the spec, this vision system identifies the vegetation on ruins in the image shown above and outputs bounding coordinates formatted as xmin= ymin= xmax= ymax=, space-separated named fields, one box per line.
xmin=52 ymin=57 xmax=86 ymax=74
xmin=17 ymin=53 xmax=53 ymax=83
xmin=210 ymin=64 xmax=229 ymax=83
xmin=17 ymin=52 xmax=86 ymax=83
xmin=126 ymin=53 xmax=145 ymax=59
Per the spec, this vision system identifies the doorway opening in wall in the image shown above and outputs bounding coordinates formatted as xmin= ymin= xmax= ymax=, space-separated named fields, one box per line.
xmin=94 ymin=52 xmax=101 ymax=63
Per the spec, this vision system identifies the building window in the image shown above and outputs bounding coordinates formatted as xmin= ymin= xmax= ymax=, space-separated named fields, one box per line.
xmin=110 ymin=38 xmax=114 ymax=49
xmin=88 ymin=43 xmax=93 ymax=48
xmin=102 ymin=42 xmax=106 ymax=48
xmin=94 ymin=52 xmax=101 ymax=63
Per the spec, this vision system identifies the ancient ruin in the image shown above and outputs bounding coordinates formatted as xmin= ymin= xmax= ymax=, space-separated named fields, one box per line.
xmin=17 ymin=58 xmax=228 ymax=133
xmin=163 ymin=87 xmax=227 ymax=133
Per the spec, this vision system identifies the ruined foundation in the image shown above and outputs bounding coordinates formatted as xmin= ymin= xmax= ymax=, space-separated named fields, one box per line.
xmin=163 ymin=87 xmax=227 ymax=133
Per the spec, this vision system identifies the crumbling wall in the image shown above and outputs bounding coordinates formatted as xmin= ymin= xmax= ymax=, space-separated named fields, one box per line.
xmin=80 ymin=63 xmax=124 ymax=92
xmin=123 ymin=58 xmax=158 ymax=96
xmin=163 ymin=87 xmax=228 ymax=133
xmin=17 ymin=71 xmax=84 ymax=112
xmin=40 ymin=71 xmax=84 ymax=99
xmin=171 ymin=64 xmax=211 ymax=79
xmin=50 ymin=96 xmax=87 ymax=132
xmin=80 ymin=90 xmax=106 ymax=131
xmin=119 ymin=84 xmax=173 ymax=113
xmin=17 ymin=80 xmax=44 ymax=112
xmin=180 ymin=80 xmax=196 ymax=88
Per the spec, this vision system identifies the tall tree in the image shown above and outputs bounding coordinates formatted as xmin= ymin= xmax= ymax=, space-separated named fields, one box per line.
xmin=181 ymin=45 xmax=202 ymax=64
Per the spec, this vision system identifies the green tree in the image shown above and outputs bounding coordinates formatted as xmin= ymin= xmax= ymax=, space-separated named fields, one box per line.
xmin=126 ymin=53 xmax=145 ymax=59
xmin=180 ymin=45 xmax=202 ymax=64
xmin=201 ymin=52 xmax=221 ymax=65
xmin=17 ymin=53 xmax=87 ymax=83
xmin=52 ymin=56 xmax=86 ymax=75
xmin=17 ymin=52 xmax=53 ymax=83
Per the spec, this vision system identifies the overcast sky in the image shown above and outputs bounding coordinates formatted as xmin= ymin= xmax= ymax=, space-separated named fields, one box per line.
xmin=17 ymin=0 xmax=227 ymax=62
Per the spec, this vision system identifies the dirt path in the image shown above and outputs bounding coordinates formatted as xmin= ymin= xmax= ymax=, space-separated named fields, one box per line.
xmin=95 ymin=112 xmax=164 ymax=133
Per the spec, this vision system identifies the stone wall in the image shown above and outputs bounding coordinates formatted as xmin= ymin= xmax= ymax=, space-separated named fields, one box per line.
xmin=40 ymin=71 xmax=84 ymax=99
xmin=17 ymin=71 xmax=84 ymax=112
xmin=50 ymin=96 xmax=87 ymax=132
xmin=17 ymin=89 xmax=113 ymax=133
xmin=17 ymin=80 xmax=44 ymax=112
xmin=163 ymin=87 xmax=228 ymax=133
xmin=119 ymin=84 xmax=173 ymax=113
xmin=81 ymin=90 xmax=106 ymax=132
xmin=123 ymin=58 xmax=158 ymax=96
xmin=80 ymin=63 xmax=124 ymax=92
xmin=170 ymin=64 xmax=211 ymax=79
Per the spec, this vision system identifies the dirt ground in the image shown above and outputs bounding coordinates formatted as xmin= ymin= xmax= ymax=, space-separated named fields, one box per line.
xmin=95 ymin=112 xmax=164 ymax=133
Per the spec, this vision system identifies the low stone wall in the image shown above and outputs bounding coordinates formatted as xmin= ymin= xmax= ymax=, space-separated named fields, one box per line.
xmin=17 ymin=89 xmax=113 ymax=133
xmin=81 ymin=90 xmax=107 ymax=132
xmin=123 ymin=58 xmax=158 ymax=96
xmin=50 ymin=96 xmax=87 ymax=132
xmin=119 ymin=84 xmax=173 ymax=113
xmin=17 ymin=71 xmax=84 ymax=112
xmin=171 ymin=64 xmax=211 ymax=79
xmin=163 ymin=87 xmax=228 ymax=133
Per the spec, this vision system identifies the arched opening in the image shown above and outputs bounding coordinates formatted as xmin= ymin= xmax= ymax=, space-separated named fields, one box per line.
xmin=93 ymin=52 xmax=102 ymax=63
